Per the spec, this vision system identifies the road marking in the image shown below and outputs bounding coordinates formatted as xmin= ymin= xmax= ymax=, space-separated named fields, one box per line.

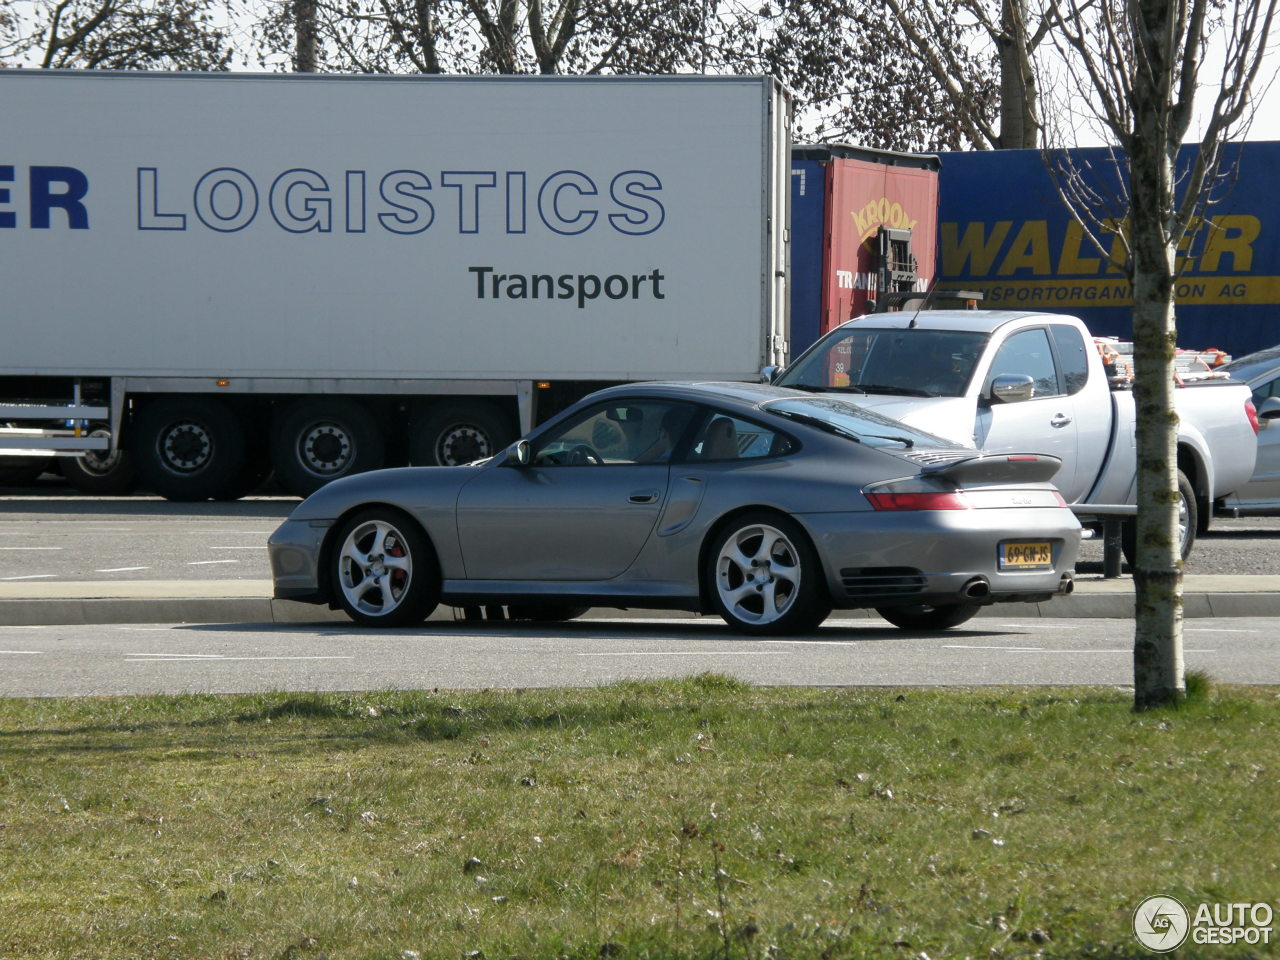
xmin=209 ymin=546 xmax=266 ymax=550
xmin=125 ymin=655 xmax=354 ymax=662
xmin=944 ymin=645 xmax=1047 ymax=651
xmin=1185 ymin=628 xmax=1255 ymax=633
xmin=577 ymin=651 xmax=785 ymax=657
xmin=0 ymin=650 xmax=42 ymax=655
xmin=0 ymin=546 xmax=63 ymax=551
xmin=96 ymin=566 xmax=150 ymax=573
xmin=0 ymin=574 xmax=56 ymax=581
xmin=186 ymin=559 xmax=240 ymax=566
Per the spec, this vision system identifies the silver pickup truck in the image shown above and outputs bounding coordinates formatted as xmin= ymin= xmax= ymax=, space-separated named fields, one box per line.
xmin=774 ymin=310 xmax=1259 ymax=561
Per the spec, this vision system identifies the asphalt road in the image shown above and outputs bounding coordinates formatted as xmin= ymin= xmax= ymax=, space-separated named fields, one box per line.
xmin=2 ymin=477 xmax=1279 ymax=583
xmin=1 ymin=613 xmax=1276 ymax=697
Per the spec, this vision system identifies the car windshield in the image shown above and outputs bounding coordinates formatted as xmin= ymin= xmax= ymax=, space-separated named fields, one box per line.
xmin=762 ymin=396 xmax=956 ymax=449
xmin=777 ymin=327 xmax=990 ymax=398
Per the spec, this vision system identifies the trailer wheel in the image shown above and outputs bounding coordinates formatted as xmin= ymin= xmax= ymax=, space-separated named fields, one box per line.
xmin=271 ymin=399 xmax=385 ymax=498
xmin=409 ymin=401 xmax=516 ymax=466
xmin=58 ymin=424 xmax=137 ymax=495
xmin=130 ymin=399 xmax=247 ymax=501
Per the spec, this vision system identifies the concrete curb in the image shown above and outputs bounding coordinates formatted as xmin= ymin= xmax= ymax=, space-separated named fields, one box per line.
xmin=2 ymin=580 xmax=1278 ymax=626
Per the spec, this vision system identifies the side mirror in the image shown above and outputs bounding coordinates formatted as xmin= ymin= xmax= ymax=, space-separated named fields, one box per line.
xmin=989 ymin=374 xmax=1035 ymax=404
xmin=501 ymin=439 xmax=531 ymax=467
xmin=1258 ymin=397 xmax=1280 ymax=422
xmin=761 ymin=365 xmax=782 ymax=384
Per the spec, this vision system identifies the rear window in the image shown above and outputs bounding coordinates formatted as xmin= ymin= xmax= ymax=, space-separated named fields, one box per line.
xmin=762 ymin=397 xmax=956 ymax=450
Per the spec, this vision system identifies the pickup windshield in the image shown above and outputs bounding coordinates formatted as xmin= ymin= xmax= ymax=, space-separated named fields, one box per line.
xmin=762 ymin=397 xmax=954 ymax=450
xmin=778 ymin=328 xmax=991 ymax=398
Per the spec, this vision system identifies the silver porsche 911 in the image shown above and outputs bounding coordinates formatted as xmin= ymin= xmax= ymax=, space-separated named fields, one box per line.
xmin=268 ymin=381 xmax=1079 ymax=634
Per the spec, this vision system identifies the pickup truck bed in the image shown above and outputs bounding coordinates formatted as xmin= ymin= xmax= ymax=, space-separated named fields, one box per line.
xmin=774 ymin=310 xmax=1259 ymax=560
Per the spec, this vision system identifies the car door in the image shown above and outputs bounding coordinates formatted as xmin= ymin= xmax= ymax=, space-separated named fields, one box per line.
xmin=454 ymin=399 xmax=692 ymax=581
xmin=973 ymin=325 xmax=1090 ymax=502
xmin=1244 ymin=374 xmax=1280 ymax=504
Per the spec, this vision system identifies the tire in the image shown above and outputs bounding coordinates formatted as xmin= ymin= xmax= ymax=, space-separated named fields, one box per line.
xmin=507 ymin=604 xmax=590 ymax=622
xmin=58 ymin=425 xmax=137 ymax=494
xmin=331 ymin=508 xmax=440 ymax=627
xmin=876 ymin=602 xmax=982 ymax=631
xmin=409 ymin=401 xmax=516 ymax=466
xmin=270 ymin=399 xmax=386 ymax=498
xmin=705 ymin=511 xmax=831 ymax=635
xmin=130 ymin=398 xmax=247 ymax=501
xmin=1121 ymin=469 xmax=1197 ymax=566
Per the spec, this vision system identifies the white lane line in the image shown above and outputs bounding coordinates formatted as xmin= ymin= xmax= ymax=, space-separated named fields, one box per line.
xmin=126 ymin=655 xmax=354 ymax=662
xmin=0 ymin=574 xmax=56 ymax=581
xmin=186 ymin=559 xmax=240 ymax=566
xmin=577 ymin=651 xmax=785 ymax=657
xmin=209 ymin=546 xmax=265 ymax=550
xmin=944 ymin=645 xmax=1047 ymax=651
xmin=96 ymin=566 xmax=150 ymax=573
xmin=945 ymin=646 xmax=1217 ymax=654
xmin=0 ymin=650 xmax=43 ymax=655
xmin=0 ymin=546 xmax=63 ymax=551
xmin=1185 ymin=628 xmax=1255 ymax=633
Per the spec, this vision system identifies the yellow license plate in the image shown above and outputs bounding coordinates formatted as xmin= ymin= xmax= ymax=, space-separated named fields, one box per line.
xmin=999 ymin=541 xmax=1053 ymax=570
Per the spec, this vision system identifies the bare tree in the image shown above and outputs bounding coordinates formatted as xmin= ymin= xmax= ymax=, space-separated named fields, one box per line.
xmin=1 ymin=0 xmax=236 ymax=69
xmin=1046 ymin=0 xmax=1277 ymax=709
xmin=881 ymin=0 xmax=1049 ymax=148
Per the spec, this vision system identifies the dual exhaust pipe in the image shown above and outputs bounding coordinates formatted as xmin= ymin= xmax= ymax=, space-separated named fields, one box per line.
xmin=958 ymin=572 xmax=1075 ymax=601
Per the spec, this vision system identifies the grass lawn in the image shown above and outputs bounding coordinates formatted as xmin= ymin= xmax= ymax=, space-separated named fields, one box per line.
xmin=0 ymin=676 xmax=1275 ymax=959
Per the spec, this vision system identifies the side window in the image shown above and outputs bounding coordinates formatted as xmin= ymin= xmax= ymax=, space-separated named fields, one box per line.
xmin=1253 ymin=377 xmax=1280 ymax=405
xmin=532 ymin=400 xmax=695 ymax=466
xmin=989 ymin=328 xmax=1061 ymax=398
xmin=1050 ymin=324 xmax=1090 ymax=395
xmin=688 ymin=412 xmax=795 ymax=462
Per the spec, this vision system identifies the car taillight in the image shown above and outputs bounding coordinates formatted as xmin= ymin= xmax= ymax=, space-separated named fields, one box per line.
xmin=866 ymin=491 xmax=972 ymax=510
xmin=1246 ymin=399 xmax=1260 ymax=435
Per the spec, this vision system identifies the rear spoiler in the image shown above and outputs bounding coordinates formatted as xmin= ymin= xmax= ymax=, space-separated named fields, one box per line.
xmin=921 ymin=453 xmax=1062 ymax=485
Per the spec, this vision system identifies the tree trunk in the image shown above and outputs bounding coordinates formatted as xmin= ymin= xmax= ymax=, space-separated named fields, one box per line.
xmin=1127 ymin=0 xmax=1184 ymax=710
xmin=997 ymin=0 xmax=1039 ymax=148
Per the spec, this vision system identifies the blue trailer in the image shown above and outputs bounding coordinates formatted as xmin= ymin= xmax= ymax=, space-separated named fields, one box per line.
xmin=937 ymin=141 xmax=1280 ymax=356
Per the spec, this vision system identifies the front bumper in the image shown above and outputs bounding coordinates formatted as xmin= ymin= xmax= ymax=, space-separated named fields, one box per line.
xmin=267 ymin=517 xmax=333 ymax=603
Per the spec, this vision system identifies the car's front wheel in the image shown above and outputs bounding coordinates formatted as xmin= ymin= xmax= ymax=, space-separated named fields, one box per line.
xmin=876 ymin=602 xmax=982 ymax=631
xmin=331 ymin=509 xmax=440 ymax=627
xmin=705 ymin=512 xmax=831 ymax=635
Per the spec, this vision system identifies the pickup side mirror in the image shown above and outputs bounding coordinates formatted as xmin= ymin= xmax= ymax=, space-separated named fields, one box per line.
xmin=1258 ymin=396 xmax=1280 ymax=422
xmin=989 ymin=374 xmax=1036 ymax=404
xmin=501 ymin=439 xmax=532 ymax=467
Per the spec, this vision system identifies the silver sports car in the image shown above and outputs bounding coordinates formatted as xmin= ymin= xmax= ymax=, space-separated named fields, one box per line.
xmin=268 ymin=381 xmax=1080 ymax=634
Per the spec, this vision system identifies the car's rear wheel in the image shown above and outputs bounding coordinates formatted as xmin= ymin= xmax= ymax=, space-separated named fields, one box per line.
xmin=705 ymin=512 xmax=830 ymax=635
xmin=332 ymin=508 xmax=439 ymax=627
xmin=876 ymin=602 xmax=982 ymax=631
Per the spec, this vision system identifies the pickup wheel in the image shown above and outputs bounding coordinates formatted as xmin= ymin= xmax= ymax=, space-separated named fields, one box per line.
xmin=271 ymin=399 xmax=385 ymax=498
xmin=1121 ymin=469 xmax=1197 ymax=566
xmin=130 ymin=398 xmax=247 ymax=501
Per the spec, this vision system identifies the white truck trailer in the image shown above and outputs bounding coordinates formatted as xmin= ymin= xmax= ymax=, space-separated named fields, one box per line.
xmin=1 ymin=71 xmax=790 ymax=499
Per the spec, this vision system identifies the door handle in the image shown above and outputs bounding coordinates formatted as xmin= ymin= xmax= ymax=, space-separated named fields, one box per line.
xmin=629 ymin=490 xmax=660 ymax=504
xmin=1050 ymin=414 xmax=1073 ymax=428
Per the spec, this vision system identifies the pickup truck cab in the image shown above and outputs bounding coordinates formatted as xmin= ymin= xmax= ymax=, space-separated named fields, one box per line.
xmin=774 ymin=310 xmax=1259 ymax=560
